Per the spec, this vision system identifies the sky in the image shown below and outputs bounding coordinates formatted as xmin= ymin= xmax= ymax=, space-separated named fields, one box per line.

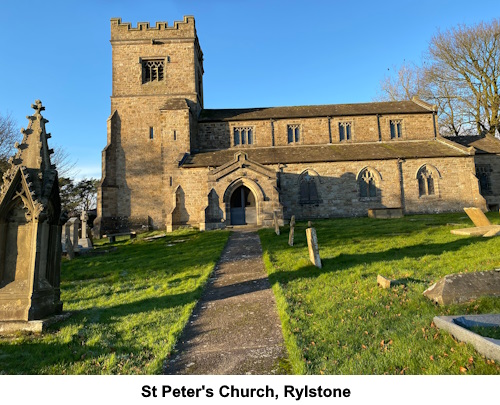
xmin=0 ymin=0 xmax=498 ymax=179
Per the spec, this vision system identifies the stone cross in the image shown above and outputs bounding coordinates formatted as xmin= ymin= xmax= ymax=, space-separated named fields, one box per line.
xmin=274 ymin=211 xmax=280 ymax=236
xmin=80 ymin=210 xmax=89 ymax=239
xmin=288 ymin=215 xmax=295 ymax=246
xmin=306 ymin=225 xmax=322 ymax=268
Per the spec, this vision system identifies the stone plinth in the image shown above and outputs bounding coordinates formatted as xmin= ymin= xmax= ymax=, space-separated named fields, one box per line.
xmin=368 ymin=208 xmax=403 ymax=219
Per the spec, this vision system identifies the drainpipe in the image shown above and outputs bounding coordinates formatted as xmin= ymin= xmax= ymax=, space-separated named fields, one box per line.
xmin=377 ymin=114 xmax=382 ymax=142
xmin=397 ymin=158 xmax=405 ymax=212
xmin=270 ymin=119 xmax=275 ymax=146
xmin=432 ymin=111 xmax=437 ymax=138
xmin=327 ymin=116 xmax=332 ymax=143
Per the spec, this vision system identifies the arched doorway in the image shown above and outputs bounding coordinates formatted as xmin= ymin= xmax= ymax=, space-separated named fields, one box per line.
xmin=230 ymin=185 xmax=256 ymax=225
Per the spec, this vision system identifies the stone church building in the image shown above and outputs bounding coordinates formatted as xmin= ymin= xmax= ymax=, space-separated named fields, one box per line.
xmin=94 ymin=16 xmax=498 ymax=235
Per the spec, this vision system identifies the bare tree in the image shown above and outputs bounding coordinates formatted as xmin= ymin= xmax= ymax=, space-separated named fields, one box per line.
xmin=428 ymin=19 xmax=500 ymax=136
xmin=376 ymin=18 xmax=500 ymax=137
xmin=0 ymin=113 xmax=18 ymax=174
xmin=375 ymin=61 xmax=426 ymax=102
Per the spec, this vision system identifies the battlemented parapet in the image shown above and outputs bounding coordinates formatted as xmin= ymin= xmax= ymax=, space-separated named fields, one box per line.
xmin=111 ymin=16 xmax=197 ymax=41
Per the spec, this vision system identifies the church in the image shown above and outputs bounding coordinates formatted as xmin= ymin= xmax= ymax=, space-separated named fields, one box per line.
xmin=94 ymin=16 xmax=499 ymax=236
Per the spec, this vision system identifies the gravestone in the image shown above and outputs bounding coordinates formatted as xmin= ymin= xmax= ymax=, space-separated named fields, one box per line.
xmin=464 ymin=207 xmax=491 ymax=227
xmin=78 ymin=210 xmax=93 ymax=249
xmin=451 ymin=207 xmax=500 ymax=237
xmin=288 ymin=215 xmax=295 ymax=246
xmin=306 ymin=225 xmax=322 ymax=268
xmin=423 ymin=270 xmax=500 ymax=305
xmin=274 ymin=211 xmax=280 ymax=235
xmin=65 ymin=234 xmax=75 ymax=260
xmin=67 ymin=217 xmax=80 ymax=252
xmin=0 ymin=100 xmax=63 ymax=324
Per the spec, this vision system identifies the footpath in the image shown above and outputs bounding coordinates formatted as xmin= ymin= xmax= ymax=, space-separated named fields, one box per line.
xmin=164 ymin=228 xmax=287 ymax=374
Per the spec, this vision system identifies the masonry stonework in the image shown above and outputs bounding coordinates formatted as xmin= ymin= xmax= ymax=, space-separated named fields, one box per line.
xmin=95 ymin=16 xmax=500 ymax=236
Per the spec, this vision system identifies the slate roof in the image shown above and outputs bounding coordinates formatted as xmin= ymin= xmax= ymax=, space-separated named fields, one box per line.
xmin=198 ymin=100 xmax=433 ymax=122
xmin=444 ymin=135 xmax=500 ymax=154
xmin=181 ymin=139 xmax=470 ymax=168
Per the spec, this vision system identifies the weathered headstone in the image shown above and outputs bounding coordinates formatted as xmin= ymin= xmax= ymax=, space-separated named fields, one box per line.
xmin=78 ymin=210 xmax=93 ymax=249
xmin=274 ymin=211 xmax=280 ymax=235
xmin=288 ymin=215 xmax=295 ymax=246
xmin=306 ymin=225 xmax=322 ymax=268
xmin=423 ymin=270 xmax=500 ymax=305
xmin=0 ymin=100 xmax=63 ymax=325
xmin=65 ymin=234 xmax=75 ymax=260
xmin=67 ymin=217 xmax=80 ymax=252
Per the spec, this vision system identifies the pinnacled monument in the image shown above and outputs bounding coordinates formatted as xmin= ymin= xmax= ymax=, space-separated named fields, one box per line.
xmin=0 ymin=100 xmax=63 ymax=324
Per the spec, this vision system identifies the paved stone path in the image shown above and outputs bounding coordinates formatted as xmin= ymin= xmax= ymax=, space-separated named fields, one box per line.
xmin=164 ymin=228 xmax=287 ymax=374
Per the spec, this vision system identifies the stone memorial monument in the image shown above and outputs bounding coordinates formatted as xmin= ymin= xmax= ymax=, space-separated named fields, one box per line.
xmin=288 ymin=215 xmax=295 ymax=246
xmin=0 ymin=100 xmax=63 ymax=326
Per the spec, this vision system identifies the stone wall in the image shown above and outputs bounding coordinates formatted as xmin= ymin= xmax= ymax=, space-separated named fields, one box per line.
xmin=197 ymin=112 xmax=436 ymax=150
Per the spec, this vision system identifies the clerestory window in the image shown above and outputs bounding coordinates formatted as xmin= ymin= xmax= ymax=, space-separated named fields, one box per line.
xmin=339 ymin=122 xmax=352 ymax=141
xmin=234 ymin=127 xmax=254 ymax=146
xmin=287 ymin=124 xmax=300 ymax=143
xmin=142 ymin=59 xmax=165 ymax=83
xmin=390 ymin=120 xmax=403 ymax=139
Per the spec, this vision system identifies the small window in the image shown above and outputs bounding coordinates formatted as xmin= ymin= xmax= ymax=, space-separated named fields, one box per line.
xmin=287 ymin=125 xmax=300 ymax=143
xmin=142 ymin=59 xmax=165 ymax=84
xmin=390 ymin=120 xmax=403 ymax=139
xmin=339 ymin=122 xmax=352 ymax=141
xmin=173 ymin=130 xmax=177 ymax=141
xmin=233 ymin=127 xmax=254 ymax=146
xmin=149 ymin=127 xmax=154 ymax=140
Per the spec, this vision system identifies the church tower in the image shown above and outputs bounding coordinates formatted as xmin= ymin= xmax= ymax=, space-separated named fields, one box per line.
xmin=95 ymin=16 xmax=204 ymax=235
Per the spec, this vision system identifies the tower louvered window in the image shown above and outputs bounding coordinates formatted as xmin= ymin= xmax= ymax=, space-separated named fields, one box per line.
xmin=142 ymin=59 xmax=165 ymax=83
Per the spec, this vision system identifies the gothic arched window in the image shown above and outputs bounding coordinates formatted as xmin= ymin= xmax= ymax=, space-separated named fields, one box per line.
xmin=358 ymin=168 xmax=377 ymax=198
xmin=417 ymin=165 xmax=439 ymax=197
xmin=299 ymin=171 xmax=320 ymax=204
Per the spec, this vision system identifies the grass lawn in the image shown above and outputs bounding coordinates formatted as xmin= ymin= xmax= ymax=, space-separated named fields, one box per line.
xmin=0 ymin=229 xmax=229 ymax=374
xmin=259 ymin=212 xmax=500 ymax=375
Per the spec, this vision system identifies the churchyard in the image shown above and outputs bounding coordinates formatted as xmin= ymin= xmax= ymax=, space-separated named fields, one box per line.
xmin=259 ymin=212 xmax=500 ymax=374
xmin=0 ymin=229 xmax=229 ymax=374
xmin=1 ymin=212 xmax=500 ymax=374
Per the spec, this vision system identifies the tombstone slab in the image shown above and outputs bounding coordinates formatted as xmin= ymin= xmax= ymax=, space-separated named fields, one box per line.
xmin=78 ymin=211 xmax=93 ymax=249
xmin=451 ymin=225 xmax=500 ymax=237
xmin=464 ymin=207 xmax=491 ymax=227
xmin=423 ymin=270 xmax=500 ymax=305
xmin=273 ymin=211 xmax=280 ymax=235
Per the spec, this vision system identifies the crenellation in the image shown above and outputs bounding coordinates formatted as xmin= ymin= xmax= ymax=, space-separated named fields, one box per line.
xmin=111 ymin=16 xmax=196 ymax=42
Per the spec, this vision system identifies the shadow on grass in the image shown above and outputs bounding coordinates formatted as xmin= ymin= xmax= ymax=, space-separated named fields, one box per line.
xmin=0 ymin=287 xmax=203 ymax=374
xmin=267 ymin=235 xmax=490 ymax=286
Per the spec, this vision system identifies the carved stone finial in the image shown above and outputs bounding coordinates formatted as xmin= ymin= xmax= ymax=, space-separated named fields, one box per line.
xmin=31 ymin=99 xmax=45 ymax=113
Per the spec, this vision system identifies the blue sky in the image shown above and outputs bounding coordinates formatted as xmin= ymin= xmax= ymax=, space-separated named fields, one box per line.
xmin=0 ymin=0 xmax=497 ymax=179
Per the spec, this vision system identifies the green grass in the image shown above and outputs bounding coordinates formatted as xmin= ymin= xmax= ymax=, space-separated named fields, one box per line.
xmin=259 ymin=212 xmax=500 ymax=375
xmin=0 ymin=229 xmax=229 ymax=374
